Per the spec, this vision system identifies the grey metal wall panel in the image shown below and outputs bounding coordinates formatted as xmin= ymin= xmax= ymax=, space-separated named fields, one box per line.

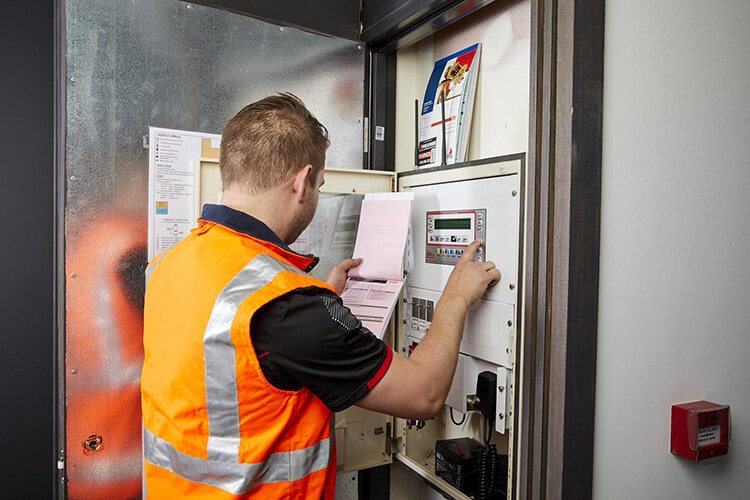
xmin=63 ymin=1 xmax=363 ymax=497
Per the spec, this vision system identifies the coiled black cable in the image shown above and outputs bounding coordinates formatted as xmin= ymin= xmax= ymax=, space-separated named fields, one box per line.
xmin=476 ymin=416 xmax=498 ymax=499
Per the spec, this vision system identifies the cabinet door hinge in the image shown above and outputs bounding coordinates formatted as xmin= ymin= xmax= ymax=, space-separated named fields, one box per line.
xmin=363 ymin=117 xmax=369 ymax=154
xmin=385 ymin=422 xmax=400 ymax=455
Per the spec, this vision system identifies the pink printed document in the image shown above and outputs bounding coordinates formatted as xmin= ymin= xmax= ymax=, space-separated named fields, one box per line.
xmin=341 ymin=194 xmax=414 ymax=339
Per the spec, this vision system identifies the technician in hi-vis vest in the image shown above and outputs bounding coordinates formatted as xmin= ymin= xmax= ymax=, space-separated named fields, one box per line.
xmin=141 ymin=93 xmax=501 ymax=499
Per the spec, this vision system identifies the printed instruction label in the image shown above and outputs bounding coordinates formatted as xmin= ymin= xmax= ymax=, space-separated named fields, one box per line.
xmin=697 ymin=425 xmax=721 ymax=446
xmin=148 ymin=127 xmax=221 ymax=260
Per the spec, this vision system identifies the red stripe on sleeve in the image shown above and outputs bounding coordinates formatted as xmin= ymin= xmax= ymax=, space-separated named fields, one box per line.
xmin=366 ymin=348 xmax=393 ymax=391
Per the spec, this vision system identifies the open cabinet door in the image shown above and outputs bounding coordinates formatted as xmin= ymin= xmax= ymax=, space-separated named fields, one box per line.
xmin=313 ymin=169 xmax=400 ymax=475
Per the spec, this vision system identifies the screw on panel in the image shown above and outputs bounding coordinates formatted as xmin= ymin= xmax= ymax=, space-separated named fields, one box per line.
xmin=402 ymin=319 xmax=408 ymax=324
xmin=507 ymin=320 xmax=513 ymax=327
xmin=70 ymin=273 xmax=77 ymax=278
xmin=71 ymin=369 xmax=77 ymax=374
xmin=498 ymin=386 xmax=504 ymax=392
xmin=186 ymin=4 xmax=193 ymax=8
xmin=357 ymin=45 xmax=362 ymax=50
xmin=499 ymin=412 xmax=505 ymax=420
xmin=512 ymin=190 xmax=518 ymax=197
xmin=509 ymin=283 xmax=515 ymax=290
xmin=280 ymin=27 xmax=284 ymax=32
xmin=70 ymin=77 xmax=77 ymax=83
xmin=70 ymin=175 xmax=76 ymax=181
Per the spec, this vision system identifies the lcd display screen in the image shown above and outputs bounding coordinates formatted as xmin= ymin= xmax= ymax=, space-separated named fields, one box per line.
xmin=435 ymin=218 xmax=471 ymax=230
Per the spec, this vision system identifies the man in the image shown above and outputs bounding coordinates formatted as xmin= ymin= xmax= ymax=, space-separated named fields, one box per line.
xmin=141 ymin=94 xmax=500 ymax=499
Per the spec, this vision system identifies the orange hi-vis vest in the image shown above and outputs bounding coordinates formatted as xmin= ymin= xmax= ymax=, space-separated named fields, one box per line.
xmin=141 ymin=218 xmax=337 ymax=499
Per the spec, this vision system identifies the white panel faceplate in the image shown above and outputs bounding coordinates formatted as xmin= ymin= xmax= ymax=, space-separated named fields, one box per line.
xmin=404 ymin=173 xmax=519 ymax=435
xmin=406 ymin=286 xmax=513 ymax=368
xmin=407 ymin=175 xmax=520 ymax=305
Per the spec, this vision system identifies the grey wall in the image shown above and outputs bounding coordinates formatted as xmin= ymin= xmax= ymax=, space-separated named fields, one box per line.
xmin=595 ymin=1 xmax=750 ymax=498
xmin=63 ymin=1 xmax=364 ymax=497
xmin=0 ymin=1 xmax=55 ymax=497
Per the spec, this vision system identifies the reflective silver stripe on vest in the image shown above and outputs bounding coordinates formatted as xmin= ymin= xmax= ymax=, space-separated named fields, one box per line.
xmin=143 ymin=427 xmax=331 ymax=495
xmin=203 ymin=253 xmax=303 ymax=462
xmin=145 ymin=248 xmax=171 ymax=289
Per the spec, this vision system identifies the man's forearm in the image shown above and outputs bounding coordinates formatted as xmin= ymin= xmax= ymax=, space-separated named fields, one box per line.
xmin=408 ymin=293 xmax=468 ymax=411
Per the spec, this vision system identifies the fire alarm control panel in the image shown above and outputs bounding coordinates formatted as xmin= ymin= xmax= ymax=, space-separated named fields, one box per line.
xmin=426 ymin=209 xmax=487 ymax=264
xmin=401 ymin=169 xmax=520 ymax=437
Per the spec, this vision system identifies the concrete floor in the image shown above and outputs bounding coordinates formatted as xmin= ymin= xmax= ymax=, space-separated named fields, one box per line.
xmin=334 ymin=472 xmax=358 ymax=499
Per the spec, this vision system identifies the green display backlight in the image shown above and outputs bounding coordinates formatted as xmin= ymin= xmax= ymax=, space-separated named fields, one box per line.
xmin=435 ymin=218 xmax=471 ymax=230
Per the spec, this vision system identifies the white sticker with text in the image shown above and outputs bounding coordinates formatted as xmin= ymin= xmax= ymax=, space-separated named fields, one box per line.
xmin=697 ymin=425 xmax=721 ymax=446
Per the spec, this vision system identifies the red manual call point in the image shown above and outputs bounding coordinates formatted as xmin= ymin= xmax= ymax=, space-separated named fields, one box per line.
xmin=671 ymin=400 xmax=730 ymax=463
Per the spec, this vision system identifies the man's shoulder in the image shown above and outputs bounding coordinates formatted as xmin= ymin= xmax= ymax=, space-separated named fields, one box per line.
xmin=270 ymin=285 xmax=338 ymax=305
xmin=253 ymin=286 xmax=342 ymax=328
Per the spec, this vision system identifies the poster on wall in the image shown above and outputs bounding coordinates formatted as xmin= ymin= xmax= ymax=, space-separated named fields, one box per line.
xmin=147 ymin=127 xmax=221 ymax=260
xmin=418 ymin=43 xmax=481 ymax=168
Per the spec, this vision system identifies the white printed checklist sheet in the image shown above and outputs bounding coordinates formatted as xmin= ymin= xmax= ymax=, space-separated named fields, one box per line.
xmin=341 ymin=193 xmax=414 ymax=339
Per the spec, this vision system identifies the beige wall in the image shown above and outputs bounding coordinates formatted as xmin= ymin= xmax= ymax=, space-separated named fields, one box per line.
xmin=394 ymin=0 xmax=530 ymax=172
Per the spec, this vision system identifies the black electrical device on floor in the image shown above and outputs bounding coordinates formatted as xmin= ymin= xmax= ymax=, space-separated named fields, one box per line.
xmin=434 ymin=437 xmax=508 ymax=499
xmin=435 ymin=437 xmax=484 ymax=496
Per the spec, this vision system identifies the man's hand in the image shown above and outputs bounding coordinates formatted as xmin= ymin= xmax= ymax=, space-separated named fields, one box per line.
xmin=441 ymin=240 xmax=501 ymax=309
xmin=326 ymin=258 xmax=363 ymax=294
xmin=356 ymin=241 xmax=502 ymax=419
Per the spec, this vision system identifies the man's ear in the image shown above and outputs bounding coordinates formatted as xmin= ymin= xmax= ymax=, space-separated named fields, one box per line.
xmin=291 ymin=165 xmax=314 ymax=203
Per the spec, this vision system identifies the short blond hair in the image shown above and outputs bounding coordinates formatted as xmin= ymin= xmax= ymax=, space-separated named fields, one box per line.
xmin=220 ymin=93 xmax=329 ymax=192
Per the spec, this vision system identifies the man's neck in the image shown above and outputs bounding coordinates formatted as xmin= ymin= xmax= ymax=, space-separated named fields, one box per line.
xmin=220 ymin=188 xmax=290 ymax=243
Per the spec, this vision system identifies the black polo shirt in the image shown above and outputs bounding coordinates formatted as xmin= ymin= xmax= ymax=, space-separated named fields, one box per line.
xmin=199 ymin=204 xmax=392 ymax=412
